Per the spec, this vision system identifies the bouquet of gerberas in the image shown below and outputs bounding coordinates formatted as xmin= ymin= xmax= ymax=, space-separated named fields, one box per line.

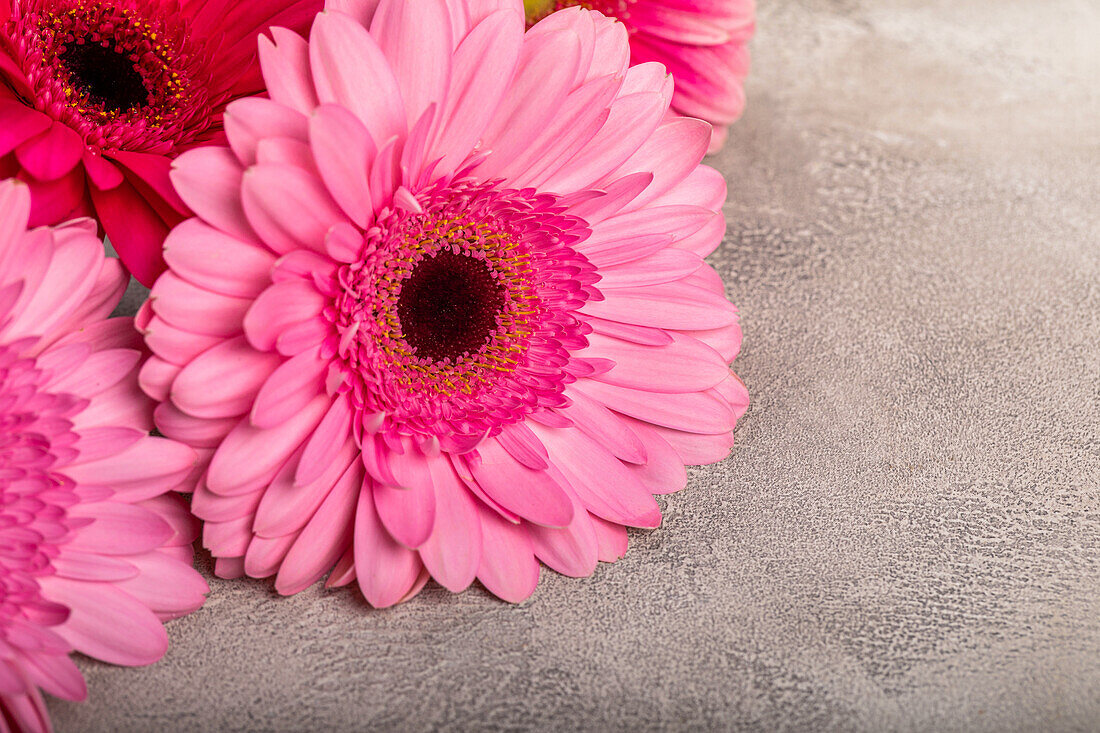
xmin=0 ymin=0 xmax=752 ymax=727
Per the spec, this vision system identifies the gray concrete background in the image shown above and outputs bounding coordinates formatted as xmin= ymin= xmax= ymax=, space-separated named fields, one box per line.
xmin=51 ymin=0 xmax=1100 ymax=730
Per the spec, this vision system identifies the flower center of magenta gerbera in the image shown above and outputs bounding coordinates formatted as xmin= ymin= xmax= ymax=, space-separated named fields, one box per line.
xmin=4 ymin=0 xmax=218 ymax=152
xmin=331 ymin=179 xmax=601 ymax=443
xmin=56 ymin=39 xmax=149 ymax=112
xmin=523 ymin=0 xmax=636 ymax=26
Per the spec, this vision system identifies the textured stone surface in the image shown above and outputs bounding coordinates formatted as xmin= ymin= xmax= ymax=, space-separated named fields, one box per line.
xmin=50 ymin=1 xmax=1100 ymax=730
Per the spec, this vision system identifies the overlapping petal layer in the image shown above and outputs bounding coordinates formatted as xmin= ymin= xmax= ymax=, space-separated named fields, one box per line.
xmin=523 ymin=0 xmax=754 ymax=151
xmin=149 ymin=0 xmax=747 ymax=607
xmin=0 ymin=0 xmax=322 ymax=284
xmin=0 ymin=179 xmax=206 ymax=733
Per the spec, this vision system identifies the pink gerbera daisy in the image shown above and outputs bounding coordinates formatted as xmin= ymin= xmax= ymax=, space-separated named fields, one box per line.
xmin=0 ymin=0 xmax=322 ymax=286
xmin=0 ymin=179 xmax=205 ymax=732
xmin=142 ymin=0 xmax=748 ymax=606
xmin=524 ymin=0 xmax=754 ymax=151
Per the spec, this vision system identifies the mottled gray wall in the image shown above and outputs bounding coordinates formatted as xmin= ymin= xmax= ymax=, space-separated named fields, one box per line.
xmin=58 ymin=0 xmax=1100 ymax=730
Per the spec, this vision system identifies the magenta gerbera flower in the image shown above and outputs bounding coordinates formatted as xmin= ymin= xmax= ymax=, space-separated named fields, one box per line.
xmin=142 ymin=0 xmax=748 ymax=606
xmin=524 ymin=0 xmax=754 ymax=151
xmin=0 ymin=0 xmax=322 ymax=286
xmin=0 ymin=179 xmax=205 ymax=732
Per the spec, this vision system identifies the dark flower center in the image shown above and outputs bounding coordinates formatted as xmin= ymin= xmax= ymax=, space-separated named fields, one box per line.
xmin=58 ymin=40 xmax=149 ymax=112
xmin=397 ymin=250 xmax=506 ymax=362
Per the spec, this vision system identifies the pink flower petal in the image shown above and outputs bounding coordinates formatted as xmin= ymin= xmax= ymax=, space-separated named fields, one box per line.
xmin=243 ymin=280 xmax=327 ymax=352
xmin=253 ymin=438 xmax=357 ymax=538
xmin=580 ymin=280 xmax=737 ymax=330
xmin=39 ymin=578 xmax=168 ymax=666
xmin=373 ymin=471 xmax=436 ymax=549
xmin=590 ymin=514 xmax=628 ymax=563
xmin=108 ymin=150 xmax=189 ymax=215
xmin=206 ymin=395 xmax=328 ymax=495
xmin=477 ymin=28 xmax=578 ymax=178
xmin=535 ymin=425 xmax=661 ymax=528
xmin=244 ymin=533 xmax=297 ymax=578
xmin=295 ymin=393 xmax=354 ymax=486
xmin=225 ymin=97 xmax=309 ymax=168
xmin=46 ymin=348 xmax=140 ymax=399
xmin=88 ymin=179 xmax=172 ymax=287
xmin=71 ymin=440 xmax=197 ymax=503
xmin=0 ymin=178 xmax=31 ymax=252
xmin=0 ymin=688 xmax=51 ymax=732
xmin=2 ymin=232 xmax=105 ymax=342
xmin=573 ymin=379 xmax=735 ymax=435
xmin=597 ymin=249 xmax=703 ymax=288
xmin=354 ymin=480 xmax=424 ymax=608
xmin=417 ymin=455 xmax=480 ymax=593
xmin=68 ymin=426 xmax=145 ymax=464
xmin=63 ymin=502 xmax=173 ymax=556
xmin=150 ymin=272 xmax=252 ymax=338
xmin=257 ymin=27 xmax=319 ymax=115
xmin=18 ymin=169 xmax=83 ymax=232
xmin=154 ymin=402 xmax=238 ymax=449
xmin=170 ymin=147 xmax=256 ymax=245
xmin=566 ymin=172 xmax=652 ymax=223
xmin=250 ymin=347 xmax=328 ymax=429
xmin=241 ymin=163 xmax=348 ymax=255
xmin=495 ymin=422 xmax=549 ymax=471
xmin=21 ymin=649 xmax=86 ymax=702
xmin=49 ymin=311 xmax=136 ymax=353
xmin=630 ymin=3 xmax=734 ymax=45
xmin=275 ymin=459 xmax=362 ymax=595
xmin=428 ymin=8 xmax=523 ymax=177
xmin=190 ymin=481 xmax=263 ymax=523
xmin=580 ymin=205 xmax=714 ymax=266
xmin=255 ymin=137 xmax=316 ymax=170
xmin=557 ymin=386 xmax=647 ymax=464
xmin=492 ymin=74 xmax=618 ymax=190
xmin=310 ymin=10 xmax=406 ymax=146
xmin=385 ymin=439 xmax=433 ymax=491
xmin=50 ymin=551 xmax=138 ymax=582
xmin=114 ymin=552 xmax=208 ymax=617
xmin=326 ymin=0 xmax=381 ymax=27
xmin=276 ymin=316 xmax=330 ymax=357
xmin=309 ymin=104 xmax=376 ymax=227
xmin=164 ymin=219 xmax=275 ymax=299
xmin=602 ymin=117 xmax=711 ymax=209
xmin=642 ymin=421 xmax=735 ymax=468
xmin=467 ymin=438 xmax=573 ymax=528
xmin=475 ymin=505 xmax=538 ymax=603
xmin=616 ymin=416 xmax=682 ymax=497
xmin=645 ymin=163 xmax=727 ymax=211
xmin=82 ymin=150 xmax=123 ymax=190
xmin=214 ymin=556 xmax=246 ymax=579
xmin=323 ymin=545 xmax=356 ymax=587
xmin=203 ymin=516 xmax=252 ymax=557
xmin=678 ymin=321 xmax=742 ymax=363
xmin=528 ymin=486 xmax=599 ymax=578
xmin=70 ymin=374 xmax=154 ymax=434
xmin=586 ymin=317 xmax=672 ymax=347
xmin=370 ymin=0 xmax=452 ymax=126
xmin=582 ymin=332 xmax=729 ymax=394
xmin=142 ymin=316 xmax=222 ymax=365
xmin=715 ymin=371 xmax=750 ymax=420
xmin=541 ymin=88 xmax=667 ymax=194
xmin=171 ymin=336 xmax=282 ymax=419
